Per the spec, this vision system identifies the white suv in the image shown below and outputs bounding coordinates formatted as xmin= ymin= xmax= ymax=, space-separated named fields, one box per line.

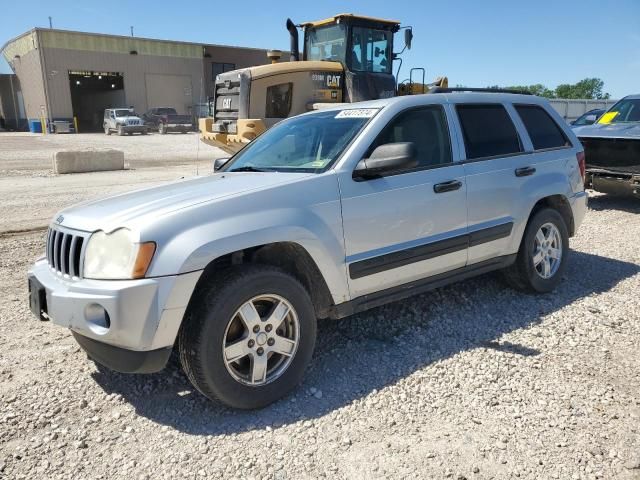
xmin=30 ymin=92 xmax=587 ymax=409
xmin=103 ymin=108 xmax=148 ymax=136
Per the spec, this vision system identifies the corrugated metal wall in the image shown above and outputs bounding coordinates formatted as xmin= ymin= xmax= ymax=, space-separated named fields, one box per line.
xmin=8 ymin=48 xmax=47 ymax=121
xmin=41 ymin=45 xmax=204 ymax=118
xmin=2 ymin=29 xmax=276 ymax=125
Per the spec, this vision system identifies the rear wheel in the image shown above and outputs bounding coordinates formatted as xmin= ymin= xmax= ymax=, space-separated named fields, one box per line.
xmin=179 ymin=266 xmax=316 ymax=409
xmin=503 ymin=208 xmax=569 ymax=293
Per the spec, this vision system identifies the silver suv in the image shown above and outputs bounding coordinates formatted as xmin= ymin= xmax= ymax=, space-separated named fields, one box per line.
xmin=29 ymin=93 xmax=587 ymax=409
xmin=103 ymin=108 xmax=148 ymax=136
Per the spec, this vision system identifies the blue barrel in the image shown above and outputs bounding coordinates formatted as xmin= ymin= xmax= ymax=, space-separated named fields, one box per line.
xmin=29 ymin=119 xmax=43 ymax=133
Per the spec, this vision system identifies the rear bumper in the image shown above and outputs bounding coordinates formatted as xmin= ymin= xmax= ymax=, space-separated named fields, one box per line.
xmin=569 ymin=190 xmax=588 ymax=233
xmin=586 ymin=171 xmax=640 ymax=197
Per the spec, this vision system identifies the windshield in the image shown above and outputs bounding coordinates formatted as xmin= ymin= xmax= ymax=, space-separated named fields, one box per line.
xmin=305 ymin=24 xmax=347 ymax=63
xmin=573 ymin=110 xmax=603 ymax=126
xmin=223 ymin=109 xmax=378 ymax=173
xmin=598 ymin=98 xmax=640 ymax=124
xmin=115 ymin=109 xmax=134 ymax=117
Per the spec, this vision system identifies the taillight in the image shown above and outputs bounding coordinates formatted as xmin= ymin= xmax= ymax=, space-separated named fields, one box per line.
xmin=576 ymin=151 xmax=586 ymax=183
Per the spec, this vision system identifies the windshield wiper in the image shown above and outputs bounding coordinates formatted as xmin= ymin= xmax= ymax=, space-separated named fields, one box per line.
xmin=228 ymin=166 xmax=267 ymax=173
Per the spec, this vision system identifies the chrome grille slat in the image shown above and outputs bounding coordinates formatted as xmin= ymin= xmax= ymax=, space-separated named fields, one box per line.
xmin=60 ymin=234 xmax=69 ymax=274
xmin=53 ymin=231 xmax=61 ymax=271
xmin=46 ymin=225 xmax=90 ymax=279
xmin=69 ymin=236 xmax=78 ymax=277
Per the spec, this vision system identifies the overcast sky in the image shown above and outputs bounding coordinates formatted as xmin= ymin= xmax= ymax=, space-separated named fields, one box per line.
xmin=1 ymin=0 xmax=638 ymax=98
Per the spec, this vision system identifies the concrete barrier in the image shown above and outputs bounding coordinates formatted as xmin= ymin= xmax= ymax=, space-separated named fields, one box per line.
xmin=53 ymin=149 xmax=125 ymax=174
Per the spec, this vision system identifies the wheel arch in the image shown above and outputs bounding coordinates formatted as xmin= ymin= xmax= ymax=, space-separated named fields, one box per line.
xmin=528 ymin=194 xmax=575 ymax=237
xmin=188 ymin=241 xmax=335 ymax=319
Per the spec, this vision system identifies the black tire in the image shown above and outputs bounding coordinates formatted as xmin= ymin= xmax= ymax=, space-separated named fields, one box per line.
xmin=104 ymin=124 xmax=111 ymax=135
xmin=178 ymin=265 xmax=316 ymax=409
xmin=503 ymin=208 xmax=569 ymax=293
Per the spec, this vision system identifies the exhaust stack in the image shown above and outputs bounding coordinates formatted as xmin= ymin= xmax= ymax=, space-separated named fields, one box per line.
xmin=286 ymin=18 xmax=299 ymax=62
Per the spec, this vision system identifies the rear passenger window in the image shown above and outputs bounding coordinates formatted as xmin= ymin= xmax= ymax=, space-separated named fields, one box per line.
xmin=456 ymin=104 xmax=522 ymax=159
xmin=515 ymin=105 xmax=570 ymax=150
xmin=369 ymin=106 xmax=452 ymax=170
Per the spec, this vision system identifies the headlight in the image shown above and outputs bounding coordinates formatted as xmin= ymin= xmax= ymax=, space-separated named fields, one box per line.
xmin=83 ymin=228 xmax=156 ymax=280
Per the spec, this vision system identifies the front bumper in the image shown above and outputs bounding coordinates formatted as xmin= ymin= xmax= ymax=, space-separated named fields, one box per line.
xmin=72 ymin=332 xmax=172 ymax=373
xmin=28 ymin=258 xmax=201 ymax=371
xmin=121 ymin=124 xmax=147 ymax=132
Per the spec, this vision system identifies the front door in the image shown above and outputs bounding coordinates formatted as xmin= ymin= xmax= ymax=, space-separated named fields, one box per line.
xmin=338 ymin=105 xmax=468 ymax=299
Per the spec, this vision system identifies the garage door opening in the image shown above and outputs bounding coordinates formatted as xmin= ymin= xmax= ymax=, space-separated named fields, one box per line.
xmin=69 ymin=71 xmax=125 ymax=132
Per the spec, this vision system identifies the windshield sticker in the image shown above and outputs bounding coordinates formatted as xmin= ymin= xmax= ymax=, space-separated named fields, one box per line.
xmin=598 ymin=111 xmax=619 ymax=124
xmin=335 ymin=109 xmax=378 ymax=119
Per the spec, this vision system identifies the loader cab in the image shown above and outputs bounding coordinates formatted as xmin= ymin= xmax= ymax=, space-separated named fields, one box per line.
xmin=301 ymin=14 xmax=401 ymax=102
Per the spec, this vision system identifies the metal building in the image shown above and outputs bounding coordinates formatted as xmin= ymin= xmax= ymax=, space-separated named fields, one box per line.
xmin=0 ymin=28 xmax=275 ymax=132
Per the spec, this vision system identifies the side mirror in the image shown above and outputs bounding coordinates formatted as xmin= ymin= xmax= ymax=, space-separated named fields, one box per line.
xmin=353 ymin=142 xmax=417 ymax=179
xmin=213 ymin=157 xmax=231 ymax=172
xmin=404 ymin=28 xmax=413 ymax=50
xmin=584 ymin=114 xmax=597 ymax=124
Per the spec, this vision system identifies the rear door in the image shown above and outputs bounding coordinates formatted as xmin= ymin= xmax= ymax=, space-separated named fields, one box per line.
xmin=454 ymin=103 xmax=533 ymax=264
xmin=455 ymin=102 xmax=574 ymax=265
xmin=338 ymin=105 xmax=468 ymax=298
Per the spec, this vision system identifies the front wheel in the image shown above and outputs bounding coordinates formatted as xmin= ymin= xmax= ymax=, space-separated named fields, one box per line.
xmin=104 ymin=125 xmax=111 ymax=135
xmin=179 ymin=266 xmax=316 ymax=409
xmin=158 ymin=123 xmax=166 ymax=134
xmin=503 ymin=208 xmax=569 ymax=293
xmin=117 ymin=125 xmax=125 ymax=136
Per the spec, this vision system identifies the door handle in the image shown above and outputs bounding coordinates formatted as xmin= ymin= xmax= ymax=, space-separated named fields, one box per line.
xmin=433 ymin=180 xmax=463 ymax=193
xmin=515 ymin=166 xmax=536 ymax=177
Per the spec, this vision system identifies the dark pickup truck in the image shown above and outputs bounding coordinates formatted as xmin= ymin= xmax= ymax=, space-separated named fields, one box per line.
xmin=142 ymin=107 xmax=194 ymax=134
xmin=575 ymin=94 xmax=640 ymax=198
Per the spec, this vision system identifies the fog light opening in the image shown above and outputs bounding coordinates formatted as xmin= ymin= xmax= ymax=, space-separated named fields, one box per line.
xmin=84 ymin=303 xmax=111 ymax=334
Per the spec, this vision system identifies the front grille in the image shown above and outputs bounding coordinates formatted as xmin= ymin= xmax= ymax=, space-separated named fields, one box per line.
xmin=46 ymin=226 xmax=89 ymax=278
xmin=213 ymin=77 xmax=240 ymax=133
xmin=127 ymin=120 xmax=140 ymax=126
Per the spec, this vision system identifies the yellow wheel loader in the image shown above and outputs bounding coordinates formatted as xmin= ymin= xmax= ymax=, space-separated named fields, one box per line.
xmin=199 ymin=13 xmax=446 ymax=154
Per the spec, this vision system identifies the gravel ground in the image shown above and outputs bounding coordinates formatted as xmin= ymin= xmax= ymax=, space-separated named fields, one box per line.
xmin=0 ymin=133 xmax=222 ymax=233
xmin=0 ymin=176 xmax=639 ymax=477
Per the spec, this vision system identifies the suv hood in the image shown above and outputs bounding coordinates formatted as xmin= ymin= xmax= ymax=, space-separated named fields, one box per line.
xmin=574 ymin=122 xmax=640 ymax=139
xmin=56 ymin=172 xmax=312 ymax=233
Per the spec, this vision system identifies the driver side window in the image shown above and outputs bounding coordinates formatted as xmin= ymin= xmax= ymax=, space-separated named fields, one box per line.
xmin=368 ymin=106 xmax=452 ymax=172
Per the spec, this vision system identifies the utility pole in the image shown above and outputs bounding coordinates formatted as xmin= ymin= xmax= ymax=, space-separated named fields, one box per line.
xmin=130 ymin=26 xmax=134 ymax=37
xmin=48 ymin=16 xmax=52 ymax=29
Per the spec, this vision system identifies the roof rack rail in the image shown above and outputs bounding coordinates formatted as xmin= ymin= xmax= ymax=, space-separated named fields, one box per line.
xmin=429 ymin=87 xmax=533 ymax=95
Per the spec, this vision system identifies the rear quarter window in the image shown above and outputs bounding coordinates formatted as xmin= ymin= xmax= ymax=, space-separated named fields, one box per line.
xmin=515 ymin=105 xmax=570 ymax=150
xmin=456 ymin=104 xmax=522 ymax=159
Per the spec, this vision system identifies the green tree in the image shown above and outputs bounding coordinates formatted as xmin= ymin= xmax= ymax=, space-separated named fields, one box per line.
xmin=554 ymin=78 xmax=610 ymax=99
